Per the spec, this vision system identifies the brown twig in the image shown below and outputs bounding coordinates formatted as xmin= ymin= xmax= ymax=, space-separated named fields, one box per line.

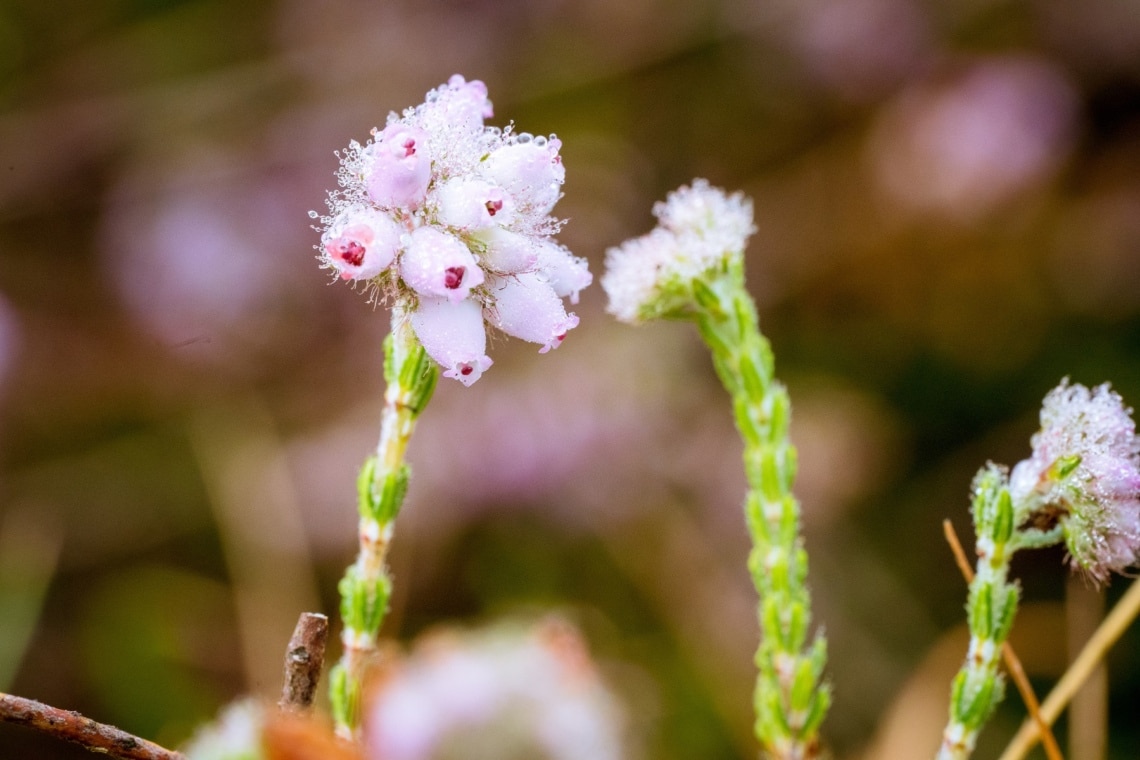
xmin=941 ymin=520 xmax=1063 ymax=760
xmin=0 ymin=692 xmax=185 ymax=760
xmin=279 ymin=612 xmax=329 ymax=712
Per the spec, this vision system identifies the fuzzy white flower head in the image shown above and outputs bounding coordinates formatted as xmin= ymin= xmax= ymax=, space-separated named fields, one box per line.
xmin=312 ymin=75 xmax=588 ymax=384
xmin=602 ymin=179 xmax=755 ymax=323
xmin=1009 ymin=379 xmax=1140 ymax=583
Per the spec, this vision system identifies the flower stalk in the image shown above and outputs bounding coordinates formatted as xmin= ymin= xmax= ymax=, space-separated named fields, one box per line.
xmin=602 ymin=180 xmax=829 ymax=758
xmin=693 ymin=264 xmax=829 ymax=759
xmin=937 ymin=468 xmax=1026 ymax=759
xmin=330 ymin=312 xmax=438 ymax=737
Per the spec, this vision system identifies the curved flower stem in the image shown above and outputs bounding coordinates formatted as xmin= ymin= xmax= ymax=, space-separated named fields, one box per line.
xmin=330 ymin=310 xmax=438 ymax=738
xmin=689 ymin=262 xmax=829 ymax=759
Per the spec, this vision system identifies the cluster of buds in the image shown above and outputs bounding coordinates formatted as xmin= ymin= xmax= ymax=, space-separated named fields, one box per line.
xmin=315 ymin=75 xmax=591 ymax=385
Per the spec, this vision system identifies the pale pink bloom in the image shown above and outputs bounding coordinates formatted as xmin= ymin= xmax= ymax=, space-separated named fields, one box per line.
xmin=321 ymin=207 xmax=402 ymax=281
xmin=1010 ymin=380 xmax=1140 ymax=582
xmin=409 ymin=298 xmax=493 ymax=386
xmin=486 ymin=273 xmax=578 ymax=353
xmin=367 ymin=123 xmax=433 ymax=210
xmin=400 ymin=227 xmax=485 ymax=304
xmin=535 ymin=240 xmax=592 ymax=304
xmin=482 ymin=136 xmax=565 ymax=214
xmin=434 ymin=178 xmax=515 ymax=231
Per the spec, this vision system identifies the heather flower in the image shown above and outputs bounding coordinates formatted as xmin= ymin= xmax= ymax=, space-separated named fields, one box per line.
xmin=314 ymin=75 xmax=585 ymax=384
xmin=485 ymin=273 xmax=579 ymax=353
xmin=321 ymin=207 xmax=402 ymax=281
xmin=410 ymin=298 xmax=493 ymax=386
xmin=602 ymin=179 xmax=755 ymax=323
xmin=1009 ymin=380 xmax=1140 ymax=582
xmin=366 ymin=124 xmax=433 ymax=210
xmin=400 ymin=227 xmax=484 ymax=304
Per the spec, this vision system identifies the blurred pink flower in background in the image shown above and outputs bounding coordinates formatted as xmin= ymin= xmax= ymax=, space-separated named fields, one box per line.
xmin=365 ymin=618 xmax=628 ymax=760
xmin=869 ymin=57 xmax=1078 ymax=221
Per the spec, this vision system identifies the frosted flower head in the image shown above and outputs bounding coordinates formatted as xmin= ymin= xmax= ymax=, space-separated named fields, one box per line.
xmin=602 ymin=179 xmax=755 ymax=323
xmin=313 ymin=76 xmax=589 ymax=384
xmin=364 ymin=618 xmax=627 ymax=760
xmin=1009 ymin=379 xmax=1140 ymax=582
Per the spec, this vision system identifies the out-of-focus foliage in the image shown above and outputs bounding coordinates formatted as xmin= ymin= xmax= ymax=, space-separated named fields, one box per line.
xmin=2 ymin=0 xmax=1140 ymax=757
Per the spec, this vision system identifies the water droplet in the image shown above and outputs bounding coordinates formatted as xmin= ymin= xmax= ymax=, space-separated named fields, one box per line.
xmin=308 ymin=210 xmax=319 ymax=219
xmin=425 ymin=90 xmax=439 ymax=102
xmin=516 ymin=132 xmax=533 ymax=144
xmin=533 ymin=135 xmax=547 ymax=147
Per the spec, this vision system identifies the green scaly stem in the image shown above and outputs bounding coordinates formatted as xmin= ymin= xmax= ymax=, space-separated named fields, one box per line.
xmin=688 ymin=261 xmax=830 ymax=759
xmin=330 ymin=312 xmax=438 ymax=738
xmin=937 ymin=466 xmax=1062 ymax=759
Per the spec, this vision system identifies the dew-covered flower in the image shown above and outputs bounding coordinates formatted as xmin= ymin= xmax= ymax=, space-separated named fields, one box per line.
xmin=313 ymin=75 xmax=586 ymax=384
xmin=1009 ymin=379 xmax=1140 ymax=582
xmin=485 ymin=273 xmax=580 ymax=353
xmin=602 ymin=179 xmax=755 ymax=323
xmin=321 ymin=206 xmax=403 ymax=282
xmin=364 ymin=618 xmax=627 ymax=760
xmin=410 ymin=298 xmax=493 ymax=386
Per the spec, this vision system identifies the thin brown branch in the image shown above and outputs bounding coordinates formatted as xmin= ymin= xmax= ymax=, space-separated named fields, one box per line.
xmin=0 ymin=692 xmax=185 ymax=760
xmin=279 ymin=612 xmax=329 ymax=712
xmin=941 ymin=520 xmax=1063 ymax=760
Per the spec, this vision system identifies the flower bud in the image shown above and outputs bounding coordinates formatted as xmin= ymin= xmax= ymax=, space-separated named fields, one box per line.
xmin=321 ymin=207 xmax=402 ymax=281
xmin=421 ymin=75 xmax=493 ymax=132
xmin=434 ymin=178 xmax=515 ymax=231
xmin=475 ymin=227 xmax=538 ymax=274
xmin=482 ymin=136 xmax=564 ymax=214
xmin=485 ymin=273 xmax=578 ymax=353
xmin=410 ymin=297 xmax=493 ymax=386
xmin=400 ymin=227 xmax=484 ymax=304
xmin=367 ymin=124 xmax=432 ymax=210
xmin=536 ymin=240 xmax=592 ymax=304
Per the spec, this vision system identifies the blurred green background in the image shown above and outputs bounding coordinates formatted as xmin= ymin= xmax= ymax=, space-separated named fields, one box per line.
xmin=2 ymin=0 xmax=1140 ymax=757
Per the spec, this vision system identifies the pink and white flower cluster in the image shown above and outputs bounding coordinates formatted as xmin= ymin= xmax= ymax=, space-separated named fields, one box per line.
xmin=315 ymin=75 xmax=591 ymax=385
xmin=1010 ymin=380 xmax=1140 ymax=582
